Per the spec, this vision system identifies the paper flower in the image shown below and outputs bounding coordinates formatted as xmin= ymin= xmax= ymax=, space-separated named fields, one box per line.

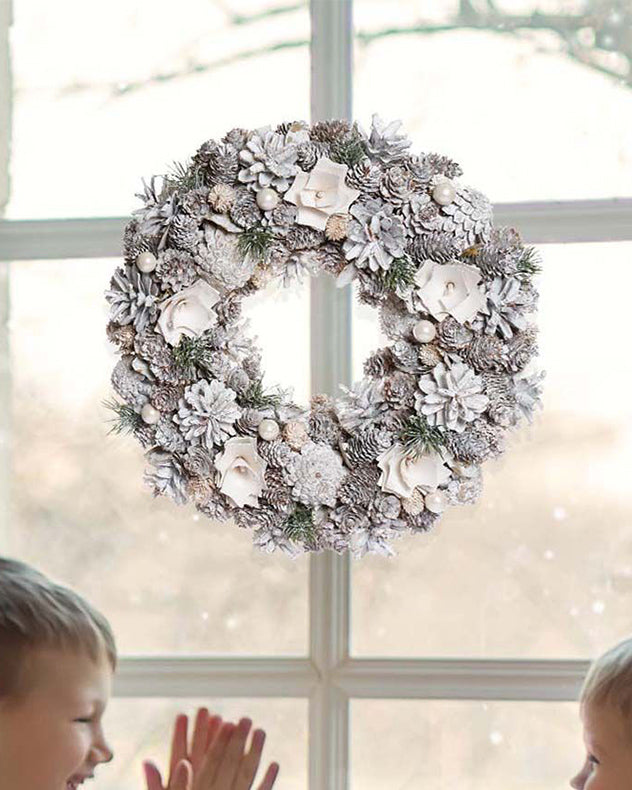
xmin=377 ymin=444 xmax=451 ymax=499
xmin=215 ymin=436 xmax=267 ymax=508
xmin=157 ymin=280 xmax=220 ymax=346
xmin=413 ymin=260 xmax=486 ymax=324
xmin=284 ymin=157 xmax=360 ymax=231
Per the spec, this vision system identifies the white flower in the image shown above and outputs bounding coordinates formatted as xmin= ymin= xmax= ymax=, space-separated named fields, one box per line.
xmin=157 ymin=280 xmax=220 ymax=346
xmin=377 ymin=444 xmax=451 ymax=500
xmin=215 ymin=436 xmax=267 ymax=508
xmin=413 ymin=260 xmax=486 ymax=324
xmin=284 ymin=157 xmax=360 ymax=231
xmin=286 ymin=441 xmax=345 ymax=507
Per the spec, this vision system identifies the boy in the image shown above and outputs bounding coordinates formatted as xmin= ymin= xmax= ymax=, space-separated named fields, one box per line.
xmin=0 ymin=558 xmax=279 ymax=790
xmin=571 ymin=636 xmax=632 ymax=789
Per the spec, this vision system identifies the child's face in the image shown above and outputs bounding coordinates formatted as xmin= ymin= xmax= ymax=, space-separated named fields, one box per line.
xmin=0 ymin=646 xmax=114 ymax=790
xmin=571 ymin=701 xmax=632 ymax=789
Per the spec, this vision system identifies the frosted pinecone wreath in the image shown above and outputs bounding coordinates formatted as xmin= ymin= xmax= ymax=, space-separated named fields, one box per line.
xmin=105 ymin=115 xmax=543 ymax=558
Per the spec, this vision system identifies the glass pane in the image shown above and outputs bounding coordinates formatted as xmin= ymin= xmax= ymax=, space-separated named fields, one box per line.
xmin=352 ymin=242 xmax=632 ymax=658
xmin=351 ymin=700 xmax=580 ymax=790
xmin=7 ymin=0 xmax=310 ymax=218
xmin=6 ymin=258 xmax=309 ymax=655
xmin=354 ymin=0 xmax=632 ymax=202
xmin=96 ymin=697 xmax=307 ymax=790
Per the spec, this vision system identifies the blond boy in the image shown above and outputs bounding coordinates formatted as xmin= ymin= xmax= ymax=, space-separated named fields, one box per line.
xmin=0 ymin=558 xmax=278 ymax=790
xmin=571 ymin=637 xmax=632 ymax=789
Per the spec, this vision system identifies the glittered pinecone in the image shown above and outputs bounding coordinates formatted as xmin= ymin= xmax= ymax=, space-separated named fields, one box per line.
xmin=357 ymin=273 xmax=387 ymax=306
xmin=107 ymin=321 xmax=135 ymax=352
xmin=325 ymin=214 xmax=350 ymax=242
xmin=434 ymin=186 xmax=493 ymax=248
xmin=346 ymin=157 xmax=382 ymax=195
xmin=167 ymin=215 xmax=201 ymax=253
xmin=475 ymin=227 xmax=523 ymax=279
xmin=408 ymin=232 xmax=461 ymax=264
xmin=446 ymin=419 xmax=504 ymax=465
xmin=235 ymin=504 xmax=284 ymax=532
xmin=193 ymin=141 xmax=240 ymax=187
xmin=155 ymin=419 xmax=186 ymax=453
xmin=331 ymin=504 xmax=371 ymax=534
xmin=383 ymin=371 xmax=417 ymax=409
xmin=151 ymin=384 xmax=183 ymax=414
xmin=504 ymin=328 xmax=538 ymax=373
xmin=296 ymin=140 xmax=329 ymax=171
xmin=308 ymin=412 xmax=341 ymax=446
xmin=402 ymin=488 xmax=425 ymax=516
xmin=379 ymin=296 xmax=417 ymax=340
xmin=134 ymin=422 xmax=157 ymax=449
xmin=436 ymin=317 xmax=473 ymax=351
xmin=122 ymin=219 xmax=153 ymax=266
xmin=406 ymin=508 xmax=440 ymax=533
xmin=462 ymin=335 xmax=508 ymax=372
xmin=285 ymin=225 xmax=325 ymax=251
xmin=259 ymin=438 xmax=294 ymax=468
xmin=311 ymin=393 xmax=335 ymax=413
xmin=417 ymin=343 xmax=443 ymax=369
xmin=179 ymin=187 xmax=211 ymax=221
xmin=155 ymin=249 xmax=196 ymax=292
xmin=338 ymin=465 xmax=380 ymax=507
xmin=423 ymin=152 xmax=463 ymax=180
xmin=379 ymin=408 xmax=410 ymax=433
xmin=363 ymin=348 xmax=394 ymax=379
xmin=229 ymin=190 xmax=263 ymax=229
xmin=379 ymin=166 xmax=415 ymax=206
xmin=311 ymin=120 xmax=351 ymax=143
xmin=261 ymin=467 xmax=293 ymax=512
xmin=391 ymin=339 xmax=422 ymax=372
xmin=284 ymin=420 xmax=310 ymax=450
xmin=183 ymin=446 xmax=215 ymax=477
xmin=188 ymin=476 xmax=215 ymax=507
xmin=402 ymin=194 xmax=439 ymax=238
xmin=222 ymin=127 xmax=249 ymax=149
xmin=215 ymin=293 xmax=243 ymax=325
xmin=483 ymin=372 xmax=517 ymax=427
xmin=208 ymin=184 xmax=237 ymax=213
xmin=343 ymin=425 xmax=393 ymax=466
xmin=235 ymin=408 xmax=263 ymax=436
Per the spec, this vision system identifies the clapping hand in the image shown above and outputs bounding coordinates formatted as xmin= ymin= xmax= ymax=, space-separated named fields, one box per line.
xmin=143 ymin=707 xmax=279 ymax=790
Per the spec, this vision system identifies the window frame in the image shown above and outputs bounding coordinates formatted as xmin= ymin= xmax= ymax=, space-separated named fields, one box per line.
xmin=1 ymin=1 xmax=632 ymax=788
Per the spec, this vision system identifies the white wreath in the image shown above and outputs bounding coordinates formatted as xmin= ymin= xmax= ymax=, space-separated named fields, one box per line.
xmin=105 ymin=115 xmax=543 ymax=558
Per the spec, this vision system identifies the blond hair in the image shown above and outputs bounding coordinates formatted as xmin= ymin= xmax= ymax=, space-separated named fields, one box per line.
xmin=581 ymin=637 xmax=632 ymax=721
xmin=0 ymin=557 xmax=117 ymax=701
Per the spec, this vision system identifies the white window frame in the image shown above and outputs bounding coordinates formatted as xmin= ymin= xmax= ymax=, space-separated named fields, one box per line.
xmin=1 ymin=1 xmax=632 ymax=787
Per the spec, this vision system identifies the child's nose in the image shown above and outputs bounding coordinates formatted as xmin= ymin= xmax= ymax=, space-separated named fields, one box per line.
xmin=93 ymin=737 xmax=114 ymax=765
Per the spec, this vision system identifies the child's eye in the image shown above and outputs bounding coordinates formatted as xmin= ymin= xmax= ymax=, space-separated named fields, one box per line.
xmin=588 ymin=754 xmax=600 ymax=767
xmin=74 ymin=717 xmax=93 ymax=724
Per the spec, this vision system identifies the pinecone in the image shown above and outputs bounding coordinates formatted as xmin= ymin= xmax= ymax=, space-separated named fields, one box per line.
xmin=417 ymin=344 xmax=443 ymax=369
xmin=408 ymin=232 xmax=460 ymax=264
xmin=144 ymin=450 xmax=189 ymax=505
xmin=446 ymin=419 xmax=504 ymax=464
xmin=423 ymin=152 xmax=463 ymax=180
xmin=193 ymin=141 xmax=240 ymax=187
xmin=235 ymin=408 xmax=263 ymax=436
xmin=343 ymin=425 xmax=393 ymax=466
xmin=134 ymin=330 xmax=178 ymax=382
xmin=331 ymin=504 xmax=371 ymax=534
xmin=296 ymin=141 xmax=329 ymax=170
xmin=283 ymin=420 xmax=310 ymax=450
xmin=262 ymin=202 xmax=297 ymax=235
xmin=504 ymin=328 xmax=538 ymax=373
xmin=474 ymin=226 xmax=523 ymax=279
xmin=196 ymin=495 xmax=234 ymax=523
xmin=111 ymin=359 xmax=152 ymax=408
xmin=215 ymin=293 xmax=243 ymax=325
xmin=383 ymin=371 xmax=417 ymax=409
xmin=188 ymin=476 xmax=216 ymax=507
xmin=179 ymin=187 xmax=212 ymax=221
xmin=259 ymin=438 xmax=294 ymax=468
xmin=229 ymin=189 xmax=262 ymax=229
xmin=311 ymin=120 xmax=351 ymax=143
xmin=406 ymin=508 xmax=440 ymax=533
xmin=346 ymin=157 xmax=382 ymax=195
xmin=391 ymin=339 xmax=422 ymax=372
xmin=379 ymin=165 xmax=415 ymax=206
xmin=261 ymin=467 xmax=293 ymax=512
xmin=155 ymin=249 xmax=196 ymax=292
xmin=235 ymin=505 xmax=284 ymax=532
xmin=122 ymin=219 xmax=153 ymax=266
xmin=107 ymin=321 xmax=135 ymax=352
xmin=401 ymin=194 xmax=439 ymax=237
xmin=434 ymin=186 xmax=493 ymax=249
xmin=379 ymin=296 xmax=417 ymax=340
xmin=106 ymin=265 xmax=160 ymax=332
xmin=417 ymin=361 xmax=488 ymax=432
xmin=134 ymin=422 xmax=157 ymax=449
xmin=462 ymin=335 xmax=508 ymax=372
xmin=222 ymin=128 xmax=249 ymax=149
xmin=402 ymin=488 xmax=425 ymax=516
xmin=308 ymin=412 xmax=341 ymax=446
xmin=155 ymin=419 xmax=186 ymax=453
xmin=183 ymin=446 xmax=215 ymax=477
xmin=168 ymin=215 xmax=201 ymax=253
xmin=338 ymin=465 xmax=380 ymax=507
xmin=325 ymin=214 xmax=349 ymax=242
xmin=152 ymin=384 xmax=183 ymax=413
xmin=436 ymin=317 xmax=473 ymax=350
xmin=208 ymin=184 xmax=237 ymax=213
xmin=363 ymin=348 xmax=394 ymax=379
xmin=285 ymin=225 xmax=325 ymax=251
xmin=365 ymin=115 xmax=411 ymax=167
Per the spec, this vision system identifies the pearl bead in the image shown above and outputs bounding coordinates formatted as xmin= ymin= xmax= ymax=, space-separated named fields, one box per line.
xmin=432 ymin=180 xmax=456 ymax=206
xmin=425 ymin=490 xmax=448 ymax=514
xmin=141 ymin=403 xmax=161 ymax=425
xmin=258 ymin=418 xmax=280 ymax=441
xmin=136 ymin=251 xmax=157 ymax=273
xmin=256 ymin=188 xmax=280 ymax=211
xmin=413 ymin=319 xmax=436 ymax=344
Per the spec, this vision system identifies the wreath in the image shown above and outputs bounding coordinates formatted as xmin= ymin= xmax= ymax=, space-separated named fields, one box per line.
xmin=105 ymin=115 xmax=543 ymax=558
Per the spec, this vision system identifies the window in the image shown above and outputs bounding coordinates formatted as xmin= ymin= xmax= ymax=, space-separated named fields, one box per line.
xmin=1 ymin=1 xmax=631 ymax=788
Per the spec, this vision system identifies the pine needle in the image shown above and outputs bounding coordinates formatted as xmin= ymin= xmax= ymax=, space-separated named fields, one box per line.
xmin=330 ymin=134 xmax=367 ymax=167
xmin=284 ymin=504 xmax=316 ymax=545
xmin=103 ymin=398 xmax=143 ymax=436
xmin=162 ymin=159 xmax=204 ymax=194
xmin=239 ymin=379 xmax=283 ymax=410
xmin=381 ymin=257 xmax=416 ymax=291
xmin=516 ymin=246 xmax=542 ymax=279
xmin=399 ymin=415 xmax=446 ymax=458
xmin=238 ymin=225 xmax=274 ymax=261
xmin=173 ymin=336 xmax=212 ymax=375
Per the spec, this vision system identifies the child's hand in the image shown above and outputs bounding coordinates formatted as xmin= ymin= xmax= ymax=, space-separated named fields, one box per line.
xmin=143 ymin=708 xmax=279 ymax=790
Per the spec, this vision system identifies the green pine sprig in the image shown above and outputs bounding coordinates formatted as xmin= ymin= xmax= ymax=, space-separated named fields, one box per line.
xmin=238 ymin=225 xmax=274 ymax=262
xmin=329 ymin=134 xmax=367 ymax=167
xmin=516 ymin=246 xmax=542 ymax=280
xmin=399 ymin=415 xmax=446 ymax=458
xmin=103 ymin=398 xmax=143 ymax=436
xmin=284 ymin=504 xmax=316 ymax=545
xmin=173 ymin=336 xmax=212 ymax=375
xmin=162 ymin=159 xmax=204 ymax=195
xmin=381 ymin=257 xmax=416 ymax=292
xmin=239 ymin=379 xmax=284 ymax=410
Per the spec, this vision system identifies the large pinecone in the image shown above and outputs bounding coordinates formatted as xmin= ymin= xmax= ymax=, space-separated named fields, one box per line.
xmin=383 ymin=371 xmax=417 ymax=409
xmin=446 ymin=419 xmax=504 ymax=464
xmin=474 ymin=226 xmax=524 ymax=279
xmin=342 ymin=425 xmax=393 ymax=465
xmin=462 ymin=335 xmax=508 ymax=372
xmin=346 ymin=157 xmax=382 ymax=195
xmin=436 ymin=317 xmax=473 ymax=351
xmin=338 ymin=465 xmax=380 ymax=507
xmin=408 ymin=231 xmax=460 ymax=264
xmin=434 ymin=186 xmax=493 ymax=249
xmin=363 ymin=348 xmax=394 ymax=379
xmin=168 ymin=215 xmax=201 ymax=253
xmin=379 ymin=165 xmax=415 ymax=206
xmin=193 ymin=140 xmax=240 ymax=186
xmin=229 ymin=190 xmax=263 ymax=229
xmin=308 ymin=412 xmax=342 ymax=446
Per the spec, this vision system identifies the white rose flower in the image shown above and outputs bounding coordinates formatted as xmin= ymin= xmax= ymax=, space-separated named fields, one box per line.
xmin=284 ymin=157 xmax=360 ymax=231
xmin=413 ymin=260 xmax=486 ymax=324
xmin=157 ymin=279 xmax=221 ymax=346
xmin=377 ymin=444 xmax=451 ymax=500
xmin=214 ymin=436 xmax=267 ymax=508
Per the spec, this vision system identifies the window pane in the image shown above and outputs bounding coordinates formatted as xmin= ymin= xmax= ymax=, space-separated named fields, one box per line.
xmin=354 ymin=0 xmax=632 ymax=202
xmin=352 ymin=242 xmax=632 ymax=658
xmin=97 ymin=698 xmax=307 ymax=790
xmin=351 ymin=700 xmax=580 ymax=790
xmin=6 ymin=259 xmax=309 ymax=655
xmin=7 ymin=0 xmax=310 ymax=218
